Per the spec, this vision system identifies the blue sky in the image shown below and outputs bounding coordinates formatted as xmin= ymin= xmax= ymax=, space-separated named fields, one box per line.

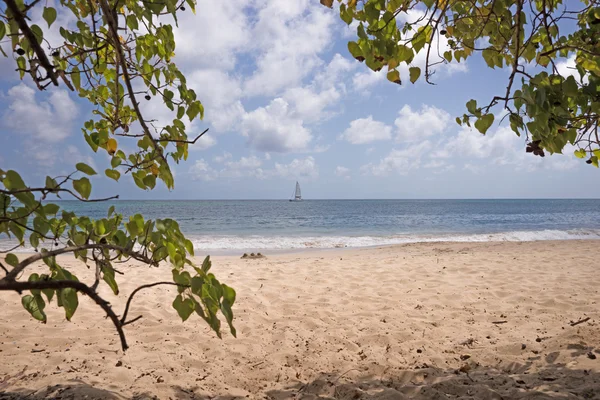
xmin=1 ymin=0 xmax=598 ymax=200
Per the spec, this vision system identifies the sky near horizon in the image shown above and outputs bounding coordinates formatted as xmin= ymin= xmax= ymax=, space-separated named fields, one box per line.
xmin=1 ymin=0 xmax=599 ymax=200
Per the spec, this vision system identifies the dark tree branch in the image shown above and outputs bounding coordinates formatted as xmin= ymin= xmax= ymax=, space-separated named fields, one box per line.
xmin=3 ymin=0 xmax=59 ymax=86
xmin=0 ymin=187 xmax=119 ymax=203
xmin=98 ymin=0 xmax=170 ymax=169
xmin=2 ymin=243 xmax=157 ymax=282
xmin=157 ymin=128 xmax=209 ymax=144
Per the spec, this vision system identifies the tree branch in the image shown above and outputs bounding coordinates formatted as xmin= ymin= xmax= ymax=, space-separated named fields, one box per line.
xmin=157 ymin=128 xmax=209 ymax=144
xmin=120 ymin=281 xmax=184 ymax=325
xmin=98 ymin=0 xmax=170 ymax=170
xmin=2 ymin=243 xmax=157 ymax=282
xmin=3 ymin=0 xmax=59 ymax=86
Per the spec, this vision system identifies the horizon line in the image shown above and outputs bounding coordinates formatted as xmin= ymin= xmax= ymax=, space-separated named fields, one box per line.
xmin=50 ymin=198 xmax=600 ymax=201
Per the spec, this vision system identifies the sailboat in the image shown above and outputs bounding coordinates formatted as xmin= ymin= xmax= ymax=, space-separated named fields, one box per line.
xmin=289 ymin=181 xmax=302 ymax=202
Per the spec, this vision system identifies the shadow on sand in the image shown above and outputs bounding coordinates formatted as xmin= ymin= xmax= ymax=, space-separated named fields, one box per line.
xmin=2 ymin=360 xmax=600 ymax=400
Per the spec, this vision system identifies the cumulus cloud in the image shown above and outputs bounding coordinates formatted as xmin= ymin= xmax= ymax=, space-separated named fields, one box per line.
xmin=274 ymin=156 xmax=319 ymax=179
xmin=189 ymin=159 xmax=218 ymax=181
xmin=241 ymin=98 xmax=312 ymax=152
xmin=395 ymin=105 xmax=451 ymax=142
xmin=244 ymin=0 xmax=335 ymax=96
xmin=173 ymin=0 xmax=251 ymax=70
xmin=334 ymin=166 xmax=351 ymax=180
xmin=3 ymin=84 xmax=78 ymax=142
xmin=361 ymin=141 xmax=432 ymax=176
xmin=187 ymin=69 xmax=245 ymax=132
xmin=340 ymin=116 xmax=392 ymax=144
xmin=189 ymin=154 xmax=318 ymax=180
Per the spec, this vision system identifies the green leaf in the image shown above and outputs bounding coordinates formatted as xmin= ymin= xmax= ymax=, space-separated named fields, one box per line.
xmin=30 ymin=25 xmax=43 ymax=44
xmin=347 ymin=42 xmax=364 ymax=61
xmin=386 ymin=70 xmax=401 ymax=85
xmin=574 ymin=149 xmax=587 ymax=159
xmin=72 ymin=177 xmax=92 ymax=199
xmin=76 ymin=163 xmax=97 ymax=175
xmin=409 ymin=67 xmax=421 ymax=84
xmin=72 ymin=67 xmax=80 ymax=90
xmin=3 ymin=170 xmax=26 ymax=190
xmin=21 ymin=294 xmax=47 ymax=323
xmin=5 ymin=253 xmax=19 ymax=267
xmin=42 ymin=7 xmax=57 ymax=27
xmin=184 ymin=239 xmax=194 ymax=256
xmin=102 ymin=264 xmax=119 ymax=295
xmin=16 ymin=56 xmax=26 ymax=79
xmin=186 ymin=101 xmax=203 ymax=121
xmin=126 ymin=14 xmax=139 ymax=30
xmin=143 ymin=174 xmax=156 ymax=189
xmin=0 ymin=21 xmax=6 ymax=42
xmin=474 ymin=114 xmax=495 ymax=134
xmin=172 ymin=295 xmax=194 ymax=321
xmin=466 ymin=100 xmax=477 ymax=115
xmin=220 ymin=284 xmax=236 ymax=337
xmin=59 ymin=288 xmax=79 ymax=321
xmin=563 ymin=76 xmax=578 ymax=97
xmin=29 ymin=232 xmax=40 ymax=249
xmin=105 ymin=169 xmax=121 ymax=181
xmin=201 ymin=256 xmax=211 ymax=273
xmin=108 ymin=205 xmax=115 ymax=217
xmin=45 ymin=176 xmax=58 ymax=191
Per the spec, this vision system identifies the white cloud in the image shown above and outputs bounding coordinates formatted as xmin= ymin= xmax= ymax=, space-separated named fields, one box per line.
xmin=340 ymin=116 xmax=392 ymax=144
xmin=189 ymin=154 xmax=318 ymax=181
xmin=334 ymin=166 xmax=350 ymax=180
xmin=556 ymin=55 xmax=577 ymax=79
xmin=244 ymin=0 xmax=335 ymax=96
xmin=441 ymin=124 xmax=579 ymax=172
xmin=3 ymin=84 xmax=78 ymax=142
xmin=189 ymin=134 xmax=217 ymax=151
xmin=361 ymin=141 xmax=432 ymax=176
xmin=352 ymin=69 xmax=385 ymax=91
xmin=187 ymin=69 xmax=245 ymax=132
xmin=463 ymin=163 xmax=483 ymax=174
xmin=189 ymin=159 xmax=218 ymax=181
xmin=214 ymin=152 xmax=232 ymax=163
xmin=173 ymin=0 xmax=251 ymax=70
xmin=395 ymin=105 xmax=451 ymax=142
xmin=282 ymin=86 xmax=340 ymax=124
xmin=274 ymin=156 xmax=319 ymax=180
xmin=241 ymin=98 xmax=312 ymax=152
xmin=555 ymin=54 xmax=588 ymax=84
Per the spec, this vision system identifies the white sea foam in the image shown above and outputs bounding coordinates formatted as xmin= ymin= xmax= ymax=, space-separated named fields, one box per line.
xmin=188 ymin=228 xmax=600 ymax=252
xmin=3 ymin=229 xmax=599 ymax=253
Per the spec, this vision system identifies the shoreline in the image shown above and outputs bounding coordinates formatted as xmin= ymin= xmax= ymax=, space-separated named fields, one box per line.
xmin=7 ymin=237 xmax=600 ymax=258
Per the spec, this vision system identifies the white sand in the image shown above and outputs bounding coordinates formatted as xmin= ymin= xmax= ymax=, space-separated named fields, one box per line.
xmin=1 ymin=240 xmax=600 ymax=399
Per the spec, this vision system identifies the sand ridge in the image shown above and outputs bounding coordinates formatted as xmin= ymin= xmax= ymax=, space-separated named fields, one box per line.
xmin=1 ymin=240 xmax=600 ymax=399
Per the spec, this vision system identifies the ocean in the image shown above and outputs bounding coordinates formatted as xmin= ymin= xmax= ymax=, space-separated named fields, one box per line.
xmin=4 ymin=199 xmax=599 ymax=254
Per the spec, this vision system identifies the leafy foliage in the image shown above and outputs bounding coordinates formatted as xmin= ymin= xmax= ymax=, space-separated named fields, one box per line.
xmin=323 ymin=0 xmax=600 ymax=165
xmin=0 ymin=0 xmax=235 ymax=350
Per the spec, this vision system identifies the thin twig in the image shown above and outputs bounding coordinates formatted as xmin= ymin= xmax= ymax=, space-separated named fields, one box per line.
xmin=569 ymin=317 xmax=590 ymax=327
xmin=120 ymin=281 xmax=185 ymax=324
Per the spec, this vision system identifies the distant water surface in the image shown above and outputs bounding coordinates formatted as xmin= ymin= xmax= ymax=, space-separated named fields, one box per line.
xmin=5 ymin=199 xmax=598 ymax=253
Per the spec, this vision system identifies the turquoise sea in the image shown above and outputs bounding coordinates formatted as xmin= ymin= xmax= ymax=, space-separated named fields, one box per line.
xmin=5 ymin=199 xmax=598 ymax=253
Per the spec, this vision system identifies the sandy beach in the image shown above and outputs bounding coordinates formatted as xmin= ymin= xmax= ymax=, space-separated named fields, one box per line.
xmin=1 ymin=240 xmax=600 ymax=399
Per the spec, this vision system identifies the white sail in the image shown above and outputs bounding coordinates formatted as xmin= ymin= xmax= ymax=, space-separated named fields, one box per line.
xmin=294 ymin=181 xmax=302 ymax=200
